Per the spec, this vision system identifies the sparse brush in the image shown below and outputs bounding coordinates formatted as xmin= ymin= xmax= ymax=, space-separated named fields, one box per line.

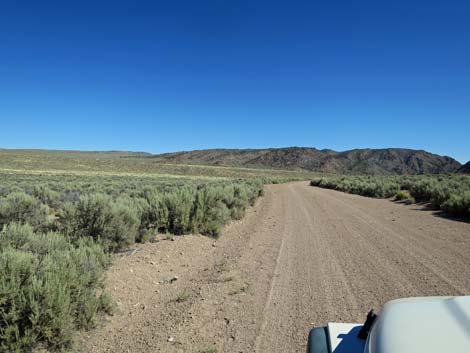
xmin=174 ymin=290 xmax=191 ymax=303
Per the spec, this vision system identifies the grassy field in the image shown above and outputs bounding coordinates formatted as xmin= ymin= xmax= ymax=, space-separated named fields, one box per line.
xmin=311 ymin=175 xmax=470 ymax=217
xmin=0 ymin=149 xmax=316 ymax=352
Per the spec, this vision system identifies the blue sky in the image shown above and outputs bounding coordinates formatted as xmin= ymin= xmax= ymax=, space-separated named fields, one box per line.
xmin=1 ymin=1 xmax=469 ymax=163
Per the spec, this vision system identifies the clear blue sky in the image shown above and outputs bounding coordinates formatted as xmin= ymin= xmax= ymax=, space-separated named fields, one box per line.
xmin=1 ymin=1 xmax=469 ymax=162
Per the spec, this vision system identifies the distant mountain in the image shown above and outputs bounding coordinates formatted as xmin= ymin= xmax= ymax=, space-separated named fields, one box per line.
xmin=154 ymin=147 xmax=461 ymax=175
xmin=458 ymin=161 xmax=470 ymax=174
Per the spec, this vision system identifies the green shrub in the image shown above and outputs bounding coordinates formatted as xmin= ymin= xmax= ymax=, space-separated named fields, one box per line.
xmin=137 ymin=228 xmax=155 ymax=243
xmin=0 ymin=222 xmax=35 ymax=249
xmin=61 ymin=194 xmax=139 ymax=252
xmin=0 ymin=224 xmax=110 ymax=352
xmin=310 ymin=177 xmax=399 ymax=198
xmin=408 ymin=178 xmax=439 ymax=202
xmin=311 ymin=175 xmax=470 ymax=218
xmin=247 ymin=180 xmax=264 ymax=204
xmin=395 ymin=190 xmax=415 ymax=203
xmin=0 ymin=192 xmax=52 ymax=230
xmin=0 ymin=173 xmax=272 ymax=350
xmin=31 ymin=185 xmax=61 ymax=209
xmin=224 ymin=185 xmax=249 ymax=220
xmin=442 ymin=191 xmax=470 ymax=217
xmin=191 ymin=186 xmax=231 ymax=237
xmin=395 ymin=190 xmax=411 ymax=200
xmin=138 ymin=191 xmax=169 ymax=232
xmin=163 ymin=187 xmax=195 ymax=234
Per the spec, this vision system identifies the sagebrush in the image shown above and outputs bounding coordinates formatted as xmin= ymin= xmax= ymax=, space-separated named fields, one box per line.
xmin=310 ymin=175 xmax=470 ymax=217
xmin=0 ymin=171 xmax=275 ymax=351
xmin=0 ymin=224 xmax=111 ymax=352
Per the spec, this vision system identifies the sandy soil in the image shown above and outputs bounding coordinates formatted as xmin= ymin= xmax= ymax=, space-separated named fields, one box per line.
xmin=77 ymin=182 xmax=470 ymax=353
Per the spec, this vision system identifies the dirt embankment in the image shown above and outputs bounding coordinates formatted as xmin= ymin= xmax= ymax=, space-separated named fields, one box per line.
xmin=78 ymin=182 xmax=470 ymax=353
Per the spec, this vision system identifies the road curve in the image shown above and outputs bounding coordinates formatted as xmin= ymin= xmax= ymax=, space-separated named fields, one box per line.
xmin=82 ymin=182 xmax=470 ymax=353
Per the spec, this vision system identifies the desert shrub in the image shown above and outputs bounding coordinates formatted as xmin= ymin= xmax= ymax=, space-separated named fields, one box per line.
xmin=163 ymin=187 xmax=195 ymax=234
xmin=395 ymin=190 xmax=408 ymax=200
xmin=31 ymin=185 xmax=61 ymax=209
xmin=0 ymin=192 xmax=52 ymax=230
xmin=428 ymin=184 xmax=450 ymax=208
xmin=310 ymin=177 xmax=399 ymax=198
xmin=406 ymin=177 xmax=470 ymax=213
xmin=0 ymin=222 xmax=35 ymax=249
xmin=190 ymin=181 xmax=265 ymax=236
xmin=395 ymin=190 xmax=415 ymax=204
xmin=441 ymin=191 xmax=470 ymax=217
xmin=0 ymin=224 xmax=110 ymax=352
xmin=224 ymin=184 xmax=249 ymax=220
xmin=137 ymin=190 xmax=169 ymax=233
xmin=60 ymin=190 xmax=81 ymax=204
xmin=311 ymin=175 xmax=470 ymax=218
xmin=138 ymin=228 xmax=155 ymax=243
xmin=61 ymin=194 xmax=139 ymax=252
xmin=408 ymin=178 xmax=437 ymax=202
xmin=0 ymin=186 xmax=10 ymax=198
xmin=248 ymin=180 xmax=264 ymax=203
xmin=0 ymin=173 xmax=274 ymax=350
xmin=191 ymin=186 xmax=231 ymax=237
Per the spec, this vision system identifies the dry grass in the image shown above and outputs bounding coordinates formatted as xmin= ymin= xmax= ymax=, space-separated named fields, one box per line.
xmin=173 ymin=290 xmax=191 ymax=303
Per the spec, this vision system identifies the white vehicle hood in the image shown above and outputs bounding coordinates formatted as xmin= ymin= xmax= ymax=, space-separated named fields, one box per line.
xmin=365 ymin=296 xmax=470 ymax=353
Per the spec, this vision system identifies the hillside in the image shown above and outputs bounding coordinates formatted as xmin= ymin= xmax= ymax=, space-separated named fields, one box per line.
xmin=0 ymin=148 xmax=315 ymax=180
xmin=458 ymin=161 xmax=470 ymax=174
xmin=155 ymin=147 xmax=461 ymax=175
xmin=0 ymin=147 xmax=461 ymax=175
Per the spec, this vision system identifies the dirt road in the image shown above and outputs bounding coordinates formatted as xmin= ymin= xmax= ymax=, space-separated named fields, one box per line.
xmin=80 ymin=182 xmax=470 ymax=353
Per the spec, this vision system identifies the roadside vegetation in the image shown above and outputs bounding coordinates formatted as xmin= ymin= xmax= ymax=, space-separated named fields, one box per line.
xmin=0 ymin=169 xmax=297 ymax=352
xmin=310 ymin=175 xmax=470 ymax=217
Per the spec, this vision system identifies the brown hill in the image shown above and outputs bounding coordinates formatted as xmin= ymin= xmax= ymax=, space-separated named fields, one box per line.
xmin=155 ymin=147 xmax=461 ymax=175
xmin=458 ymin=161 xmax=470 ymax=174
